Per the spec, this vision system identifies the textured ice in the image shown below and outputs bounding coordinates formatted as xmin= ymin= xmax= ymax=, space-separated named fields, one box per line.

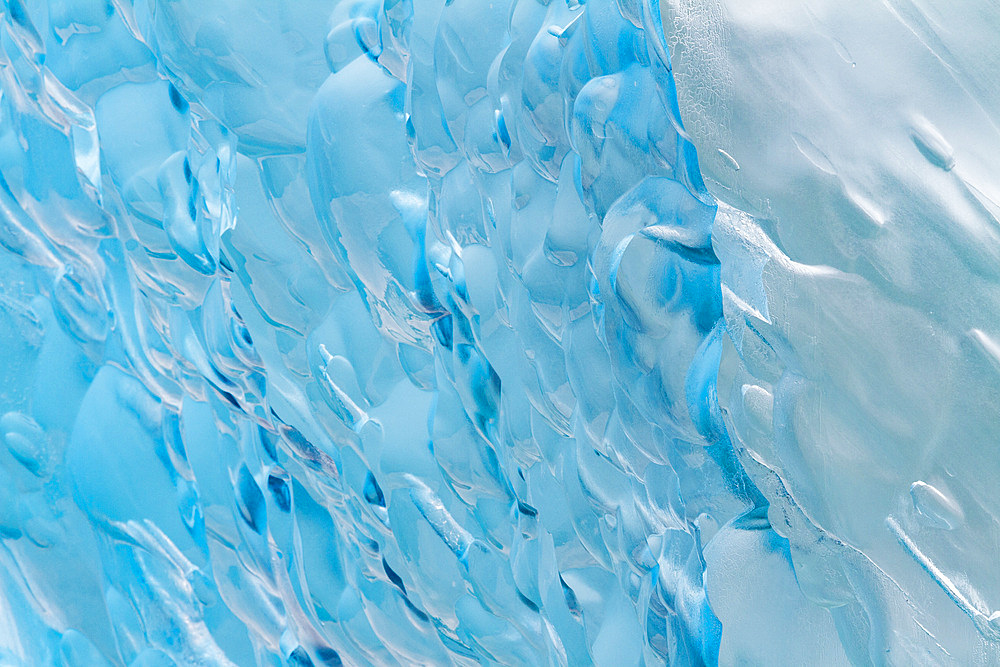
xmin=0 ymin=0 xmax=997 ymax=664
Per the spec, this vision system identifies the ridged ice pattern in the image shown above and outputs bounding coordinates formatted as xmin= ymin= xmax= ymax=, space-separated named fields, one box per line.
xmin=0 ymin=0 xmax=997 ymax=665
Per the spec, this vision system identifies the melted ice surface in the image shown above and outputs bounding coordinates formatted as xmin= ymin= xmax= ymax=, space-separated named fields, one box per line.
xmin=667 ymin=0 xmax=1000 ymax=662
xmin=0 ymin=0 xmax=994 ymax=664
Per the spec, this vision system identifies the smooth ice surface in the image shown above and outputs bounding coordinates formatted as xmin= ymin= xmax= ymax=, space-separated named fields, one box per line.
xmin=0 ymin=0 xmax=996 ymax=665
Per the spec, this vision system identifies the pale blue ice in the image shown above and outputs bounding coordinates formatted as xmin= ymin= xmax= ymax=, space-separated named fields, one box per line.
xmin=0 ymin=0 xmax=997 ymax=665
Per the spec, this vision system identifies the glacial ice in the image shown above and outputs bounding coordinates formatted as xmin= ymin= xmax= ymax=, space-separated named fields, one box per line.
xmin=0 ymin=0 xmax=997 ymax=664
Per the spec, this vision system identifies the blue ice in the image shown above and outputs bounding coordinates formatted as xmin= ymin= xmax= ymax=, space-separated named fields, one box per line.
xmin=0 ymin=0 xmax=996 ymax=664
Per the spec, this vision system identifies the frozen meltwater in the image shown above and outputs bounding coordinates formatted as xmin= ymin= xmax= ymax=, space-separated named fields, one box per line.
xmin=0 ymin=0 xmax=997 ymax=664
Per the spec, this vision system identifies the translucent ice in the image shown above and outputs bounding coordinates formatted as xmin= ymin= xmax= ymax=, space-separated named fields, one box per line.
xmin=0 ymin=0 xmax=996 ymax=665
xmin=666 ymin=0 xmax=1000 ymax=661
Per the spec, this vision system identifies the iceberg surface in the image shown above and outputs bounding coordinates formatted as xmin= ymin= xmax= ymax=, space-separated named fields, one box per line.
xmin=0 ymin=0 xmax=996 ymax=664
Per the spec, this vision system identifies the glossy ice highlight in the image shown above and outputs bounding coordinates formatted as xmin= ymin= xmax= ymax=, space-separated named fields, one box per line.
xmin=0 ymin=0 xmax=996 ymax=664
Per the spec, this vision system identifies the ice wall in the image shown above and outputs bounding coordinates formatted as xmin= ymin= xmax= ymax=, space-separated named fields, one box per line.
xmin=664 ymin=0 xmax=1000 ymax=663
xmin=0 ymin=0 xmax=995 ymax=664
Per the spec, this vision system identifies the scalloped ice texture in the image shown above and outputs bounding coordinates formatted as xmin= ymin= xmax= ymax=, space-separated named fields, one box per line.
xmin=0 ymin=0 xmax=993 ymax=665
